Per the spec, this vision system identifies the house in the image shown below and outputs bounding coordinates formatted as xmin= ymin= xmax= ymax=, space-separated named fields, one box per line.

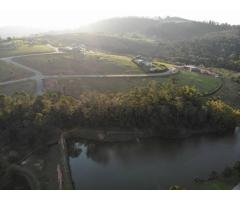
xmin=59 ymin=45 xmax=86 ymax=54
xmin=183 ymin=65 xmax=201 ymax=73
xmin=144 ymin=61 xmax=153 ymax=67
xmin=149 ymin=67 xmax=161 ymax=73
xmin=59 ymin=47 xmax=73 ymax=52
xmin=191 ymin=67 xmax=201 ymax=73
xmin=132 ymin=55 xmax=156 ymax=73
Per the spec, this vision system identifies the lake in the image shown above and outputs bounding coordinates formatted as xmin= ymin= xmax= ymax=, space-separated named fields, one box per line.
xmin=68 ymin=130 xmax=240 ymax=189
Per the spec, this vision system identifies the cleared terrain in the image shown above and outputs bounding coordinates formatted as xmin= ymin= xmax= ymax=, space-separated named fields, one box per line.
xmin=14 ymin=51 xmax=143 ymax=75
xmin=175 ymin=71 xmax=222 ymax=93
xmin=43 ymin=71 xmax=221 ymax=97
xmin=0 ymin=80 xmax=36 ymax=95
xmin=0 ymin=60 xmax=33 ymax=82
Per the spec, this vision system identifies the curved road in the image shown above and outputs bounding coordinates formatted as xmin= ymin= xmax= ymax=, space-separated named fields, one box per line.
xmin=0 ymin=48 xmax=177 ymax=95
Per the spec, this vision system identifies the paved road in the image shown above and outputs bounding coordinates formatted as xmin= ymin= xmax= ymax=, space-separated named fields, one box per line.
xmin=0 ymin=48 xmax=177 ymax=95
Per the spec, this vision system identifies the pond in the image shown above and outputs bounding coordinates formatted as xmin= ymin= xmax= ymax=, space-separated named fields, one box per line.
xmin=68 ymin=131 xmax=240 ymax=189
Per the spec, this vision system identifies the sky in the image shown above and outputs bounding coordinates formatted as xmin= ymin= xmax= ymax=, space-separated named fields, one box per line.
xmin=0 ymin=0 xmax=240 ymax=31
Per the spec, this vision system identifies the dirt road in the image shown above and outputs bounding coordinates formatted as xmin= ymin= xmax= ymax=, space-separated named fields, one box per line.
xmin=0 ymin=48 xmax=177 ymax=95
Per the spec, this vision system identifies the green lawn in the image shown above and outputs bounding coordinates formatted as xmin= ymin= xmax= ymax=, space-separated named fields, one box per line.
xmin=213 ymin=78 xmax=240 ymax=108
xmin=0 ymin=80 xmax=36 ymax=95
xmin=0 ymin=60 xmax=33 ymax=82
xmin=174 ymin=71 xmax=222 ymax=93
xmin=203 ymin=67 xmax=240 ymax=108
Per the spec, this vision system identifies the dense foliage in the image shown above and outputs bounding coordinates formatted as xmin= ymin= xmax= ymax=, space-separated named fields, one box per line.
xmin=0 ymin=83 xmax=239 ymax=147
xmin=81 ymin=17 xmax=231 ymax=42
xmin=158 ymin=29 xmax=240 ymax=71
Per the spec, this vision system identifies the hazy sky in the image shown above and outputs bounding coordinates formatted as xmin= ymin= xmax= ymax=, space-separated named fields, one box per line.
xmin=0 ymin=0 xmax=240 ymax=30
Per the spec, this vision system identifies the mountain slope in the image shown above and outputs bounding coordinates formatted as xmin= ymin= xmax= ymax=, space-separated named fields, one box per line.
xmin=80 ymin=17 xmax=233 ymax=42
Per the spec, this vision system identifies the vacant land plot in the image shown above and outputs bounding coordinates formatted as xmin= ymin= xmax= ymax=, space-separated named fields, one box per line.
xmin=0 ymin=80 xmax=36 ymax=95
xmin=0 ymin=40 xmax=53 ymax=58
xmin=0 ymin=60 xmax=33 ymax=82
xmin=43 ymin=71 xmax=221 ymax=97
xmin=14 ymin=52 xmax=143 ymax=75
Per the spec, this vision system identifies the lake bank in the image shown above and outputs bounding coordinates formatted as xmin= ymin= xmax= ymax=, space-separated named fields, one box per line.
xmin=61 ymin=127 xmax=240 ymax=189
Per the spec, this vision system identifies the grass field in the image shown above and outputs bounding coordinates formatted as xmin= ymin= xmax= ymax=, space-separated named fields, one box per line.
xmin=0 ymin=60 xmax=33 ymax=82
xmin=14 ymin=51 xmax=143 ymax=75
xmin=44 ymin=77 xmax=164 ymax=97
xmin=0 ymin=80 xmax=36 ymax=95
xmin=199 ymin=67 xmax=239 ymax=108
xmin=213 ymin=78 xmax=240 ymax=108
xmin=43 ymin=71 xmax=222 ymax=98
xmin=0 ymin=40 xmax=53 ymax=58
xmin=174 ymin=71 xmax=222 ymax=93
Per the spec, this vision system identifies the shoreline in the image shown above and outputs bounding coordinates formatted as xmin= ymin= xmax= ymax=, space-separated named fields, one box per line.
xmin=7 ymin=126 xmax=238 ymax=190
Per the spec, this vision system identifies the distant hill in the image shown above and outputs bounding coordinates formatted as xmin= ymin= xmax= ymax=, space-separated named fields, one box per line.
xmin=79 ymin=17 xmax=233 ymax=42
xmin=157 ymin=27 xmax=240 ymax=71
xmin=0 ymin=26 xmax=47 ymax=38
xmin=41 ymin=16 xmax=240 ymax=71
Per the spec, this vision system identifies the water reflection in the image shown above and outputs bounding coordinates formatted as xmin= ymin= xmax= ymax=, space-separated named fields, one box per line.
xmin=68 ymin=133 xmax=240 ymax=189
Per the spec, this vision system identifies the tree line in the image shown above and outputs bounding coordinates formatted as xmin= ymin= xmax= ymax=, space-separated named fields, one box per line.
xmin=0 ymin=82 xmax=239 ymax=148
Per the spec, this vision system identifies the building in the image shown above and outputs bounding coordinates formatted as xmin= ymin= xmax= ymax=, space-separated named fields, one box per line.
xmin=183 ymin=65 xmax=201 ymax=73
xmin=149 ymin=67 xmax=161 ymax=73
xmin=133 ymin=56 xmax=156 ymax=73
xmin=59 ymin=44 xmax=86 ymax=54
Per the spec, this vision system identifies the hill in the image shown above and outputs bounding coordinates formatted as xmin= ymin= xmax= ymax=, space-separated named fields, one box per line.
xmin=79 ymin=17 xmax=233 ymax=42
xmin=40 ymin=16 xmax=240 ymax=71
xmin=157 ymin=27 xmax=240 ymax=71
xmin=0 ymin=26 xmax=47 ymax=38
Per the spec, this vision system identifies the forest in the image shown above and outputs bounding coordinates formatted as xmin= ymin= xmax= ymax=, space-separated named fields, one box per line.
xmin=0 ymin=82 xmax=239 ymax=149
xmin=157 ymin=29 xmax=240 ymax=71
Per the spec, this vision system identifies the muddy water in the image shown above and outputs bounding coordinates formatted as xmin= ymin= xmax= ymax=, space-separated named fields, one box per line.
xmin=69 ymin=131 xmax=240 ymax=189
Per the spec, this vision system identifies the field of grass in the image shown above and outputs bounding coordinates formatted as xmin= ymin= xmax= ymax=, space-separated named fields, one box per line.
xmin=0 ymin=60 xmax=33 ymax=82
xmin=174 ymin=71 xmax=222 ymax=93
xmin=213 ymin=78 xmax=240 ymax=108
xmin=43 ymin=71 xmax=222 ymax=98
xmin=15 ymin=51 xmax=143 ymax=75
xmin=205 ymin=67 xmax=240 ymax=108
xmin=43 ymin=77 xmax=167 ymax=97
xmin=0 ymin=80 xmax=36 ymax=95
xmin=0 ymin=40 xmax=53 ymax=58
